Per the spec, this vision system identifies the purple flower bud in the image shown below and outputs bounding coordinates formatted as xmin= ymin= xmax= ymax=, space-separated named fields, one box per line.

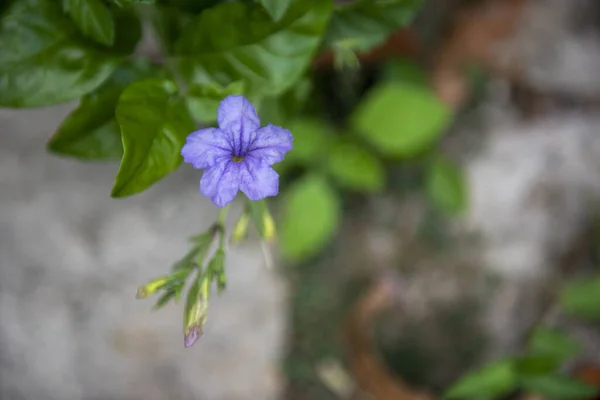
xmin=184 ymin=324 xmax=203 ymax=348
xmin=181 ymin=95 xmax=293 ymax=207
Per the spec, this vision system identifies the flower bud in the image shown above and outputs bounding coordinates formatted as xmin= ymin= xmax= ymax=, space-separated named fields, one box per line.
xmin=231 ymin=212 xmax=250 ymax=243
xmin=183 ymin=275 xmax=210 ymax=348
xmin=136 ymin=275 xmax=170 ymax=299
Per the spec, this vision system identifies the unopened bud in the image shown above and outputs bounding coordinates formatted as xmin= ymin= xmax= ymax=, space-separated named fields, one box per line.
xmin=231 ymin=212 xmax=250 ymax=243
xmin=136 ymin=275 xmax=170 ymax=299
xmin=262 ymin=210 xmax=276 ymax=242
xmin=183 ymin=276 xmax=210 ymax=348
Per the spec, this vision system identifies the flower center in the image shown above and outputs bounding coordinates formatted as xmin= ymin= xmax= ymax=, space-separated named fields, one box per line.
xmin=232 ymin=156 xmax=244 ymax=162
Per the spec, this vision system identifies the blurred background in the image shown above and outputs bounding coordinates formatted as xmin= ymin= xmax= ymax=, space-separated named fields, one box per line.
xmin=2 ymin=0 xmax=600 ymax=399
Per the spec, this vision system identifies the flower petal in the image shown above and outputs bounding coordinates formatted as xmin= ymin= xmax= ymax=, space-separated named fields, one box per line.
xmin=247 ymin=124 xmax=293 ymax=165
xmin=200 ymin=160 xmax=241 ymax=207
xmin=181 ymin=128 xmax=231 ymax=169
xmin=217 ymin=95 xmax=260 ymax=157
xmin=239 ymin=156 xmax=279 ymax=201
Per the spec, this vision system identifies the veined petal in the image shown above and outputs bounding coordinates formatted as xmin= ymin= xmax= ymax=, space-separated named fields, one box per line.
xmin=217 ymin=95 xmax=260 ymax=158
xmin=247 ymin=124 xmax=293 ymax=165
xmin=200 ymin=160 xmax=241 ymax=207
xmin=181 ymin=128 xmax=231 ymax=169
xmin=239 ymin=156 xmax=279 ymax=201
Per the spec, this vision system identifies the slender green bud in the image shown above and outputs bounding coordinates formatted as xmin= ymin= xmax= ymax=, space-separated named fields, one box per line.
xmin=231 ymin=212 xmax=250 ymax=243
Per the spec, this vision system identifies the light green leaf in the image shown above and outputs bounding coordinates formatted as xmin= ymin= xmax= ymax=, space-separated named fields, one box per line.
xmin=111 ymin=79 xmax=194 ymax=197
xmin=515 ymin=355 xmax=560 ymax=377
xmin=352 ymin=82 xmax=451 ymax=157
xmin=426 ymin=156 xmax=467 ymax=214
xmin=65 ymin=0 xmax=115 ymax=46
xmin=174 ymin=0 xmax=332 ymax=97
xmin=280 ymin=174 xmax=341 ymax=261
xmin=326 ymin=141 xmax=385 ymax=192
xmin=521 ymin=375 xmax=597 ymax=400
xmin=48 ymin=59 xmax=165 ymax=160
xmin=186 ymin=81 xmax=245 ymax=122
xmin=559 ymin=274 xmax=600 ymax=320
xmin=285 ymin=119 xmax=334 ymax=165
xmin=444 ymin=359 xmax=518 ymax=400
xmin=259 ymin=0 xmax=292 ymax=21
xmin=528 ymin=327 xmax=581 ymax=365
xmin=0 ymin=0 xmax=141 ymax=107
xmin=325 ymin=0 xmax=420 ymax=52
xmin=257 ymin=78 xmax=312 ymax=126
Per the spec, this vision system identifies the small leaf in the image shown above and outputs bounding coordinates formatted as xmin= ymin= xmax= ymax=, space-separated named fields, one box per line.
xmin=521 ymin=375 xmax=597 ymax=400
xmin=258 ymin=0 xmax=292 ymax=21
xmin=326 ymin=141 xmax=385 ymax=192
xmin=352 ymin=82 xmax=451 ymax=158
xmin=324 ymin=0 xmax=419 ymax=52
xmin=0 ymin=0 xmax=141 ymax=107
xmin=48 ymin=59 xmax=165 ymax=160
xmin=111 ymin=79 xmax=194 ymax=197
xmin=280 ymin=174 xmax=341 ymax=260
xmin=528 ymin=326 xmax=581 ymax=364
xmin=560 ymin=274 xmax=600 ymax=320
xmin=65 ymin=0 xmax=115 ymax=46
xmin=186 ymin=81 xmax=245 ymax=122
xmin=284 ymin=119 xmax=333 ymax=165
xmin=426 ymin=156 xmax=467 ymax=214
xmin=444 ymin=359 xmax=518 ymax=400
xmin=174 ymin=0 xmax=332 ymax=97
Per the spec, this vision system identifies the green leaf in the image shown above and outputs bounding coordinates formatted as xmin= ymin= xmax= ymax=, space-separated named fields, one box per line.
xmin=65 ymin=0 xmax=115 ymax=46
xmin=0 ymin=0 xmax=141 ymax=107
xmin=324 ymin=0 xmax=420 ymax=52
xmin=515 ymin=354 xmax=560 ymax=377
xmin=111 ymin=79 xmax=194 ymax=197
xmin=48 ymin=59 xmax=165 ymax=160
xmin=326 ymin=140 xmax=385 ymax=192
xmin=174 ymin=0 xmax=332 ymax=97
xmin=426 ymin=156 xmax=467 ymax=214
xmin=186 ymin=81 xmax=245 ymax=122
xmin=528 ymin=326 xmax=581 ymax=365
xmin=280 ymin=174 xmax=341 ymax=260
xmin=352 ymin=82 xmax=452 ymax=158
xmin=259 ymin=0 xmax=292 ymax=21
xmin=257 ymin=78 xmax=312 ymax=126
xmin=444 ymin=359 xmax=518 ymax=400
xmin=521 ymin=375 xmax=597 ymax=400
xmin=284 ymin=119 xmax=333 ymax=166
xmin=560 ymin=274 xmax=600 ymax=320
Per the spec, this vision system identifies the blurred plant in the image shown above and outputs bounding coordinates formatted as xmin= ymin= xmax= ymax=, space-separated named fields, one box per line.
xmin=0 ymin=0 xmax=470 ymax=350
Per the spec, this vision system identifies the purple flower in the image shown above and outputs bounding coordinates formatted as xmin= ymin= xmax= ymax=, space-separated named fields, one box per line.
xmin=181 ymin=95 xmax=293 ymax=207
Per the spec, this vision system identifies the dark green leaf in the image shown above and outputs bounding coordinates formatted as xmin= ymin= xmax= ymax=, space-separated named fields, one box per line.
xmin=65 ymin=0 xmax=115 ymax=46
xmin=426 ymin=156 xmax=467 ymax=214
xmin=48 ymin=59 xmax=165 ymax=160
xmin=280 ymin=174 xmax=341 ymax=260
xmin=515 ymin=354 xmax=560 ymax=377
xmin=186 ymin=80 xmax=245 ymax=122
xmin=151 ymin=4 xmax=193 ymax=54
xmin=560 ymin=274 xmax=600 ymax=320
xmin=111 ymin=79 xmax=195 ymax=197
xmin=259 ymin=0 xmax=292 ymax=21
xmin=521 ymin=375 xmax=597 ymax=400
xmin=324 ymin=0 xmax=420 ymax=52
xmin=326 ymin=140 xmax=385 ymax=192
xmin=352 ymin=82 xmax=451 ymax=157
xmin=257 ymin=78 xmax=312 ymax=126
xmin=0 ymin=0 xmax=141 ymax=107
xmin=528 ymin=326 xmax=581 ymax=364
xmin=174 ymin=0 xmax=332 ymax=97
xmin=444 ymin=359 xmax=518 ymax=400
